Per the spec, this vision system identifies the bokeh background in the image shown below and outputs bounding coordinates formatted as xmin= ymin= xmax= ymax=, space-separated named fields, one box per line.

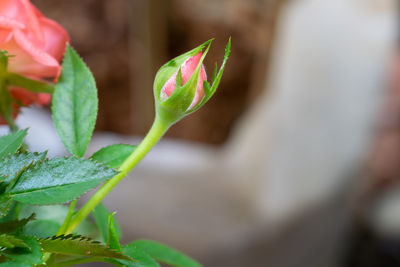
xmin=11 ymin=0 xmax=400 ymax=266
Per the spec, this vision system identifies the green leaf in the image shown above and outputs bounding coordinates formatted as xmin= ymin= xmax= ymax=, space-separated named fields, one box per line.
xmin=0 ymin=197 xmax=12 ymax=218
xmin=0 ymin=214 xmax=35 ymax=234
xmin=39 ymin=234 xmax=131 ymax=260
xmin=0 ymin=130 xmax=27 ymax=159
xmin=0 ymin=201 xmax=21 ymax=222
xmin=6 ymin=156 xmax=116 ymax=205
xmin=19 ymin=205 xmax=97 ymax=237
xmin=0 ymin=261 xmax=30 ymax=267
xmin=131 ymin=240 xmax=202 ymax=267
xmin=107 ymin=212 xmax=121 ymax=251
xmin=92 ymin=203 xmax=121 ymax=242
xmin=23 ymin=220 xmax=61 ymax=238
xmin=0 ymin=234 xmax=28 ymax=249
xmin=117 ymin=244 xmax=160 ymax=267
xmin=52 ymin=44 xmax=98 ymax=157
xmin=0 ymin=152 xmax=47 ymax=184
xmin=47 ymin=256 xmax=119 ymax=266
xmin=91 ymin=144 xmax=136 ymax=169
xmin=1 ymin=236 xmax=43 ymax=265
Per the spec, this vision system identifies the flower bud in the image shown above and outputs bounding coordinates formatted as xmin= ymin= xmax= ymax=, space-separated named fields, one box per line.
xmin=154 ymin=38 xmax=231 ymax=125
xmin=160 ymin=52 xmax=207 ymax=110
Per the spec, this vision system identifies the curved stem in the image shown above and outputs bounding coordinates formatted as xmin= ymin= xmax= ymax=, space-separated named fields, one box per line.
xmin=64 ymin=116 xmax=170 ymax=234
xmin=5 ymin=72 xmax=55 ymax=94
xmin=57 ymin=200 xmax=76 ymax=235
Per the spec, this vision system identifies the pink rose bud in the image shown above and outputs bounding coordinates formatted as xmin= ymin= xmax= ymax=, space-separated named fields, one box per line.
xmin=0 ymin=0 xmax=69 ymax=123
xmin=153 ymin=38 xmax=230 ymax=125
xmin=160 ymin=53 xmax=207 ymax=110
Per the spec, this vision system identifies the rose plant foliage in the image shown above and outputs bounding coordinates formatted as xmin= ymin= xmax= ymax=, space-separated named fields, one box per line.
xmin=0 ymin=1 xmax=230 ymax=266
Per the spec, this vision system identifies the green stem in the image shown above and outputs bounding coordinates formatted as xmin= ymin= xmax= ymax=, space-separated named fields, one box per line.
xmin=5 ymin=72 xmax=55 ymax=94
xmin=42 ymin=200 xmax=76 ymax=263
xmin=57 ymin=200 xmax=77 ymax=235
xmin=64 ymin=116 xmax=170 ymax=234
xmin=4 ymin=113 xmax=17 ymax=132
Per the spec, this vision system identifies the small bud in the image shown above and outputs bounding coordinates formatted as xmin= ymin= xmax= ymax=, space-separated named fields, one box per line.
xmin=153 ymin=38 xmax=231 ymax=125
xmin=160 ymin=52 xmax=207 ymax=110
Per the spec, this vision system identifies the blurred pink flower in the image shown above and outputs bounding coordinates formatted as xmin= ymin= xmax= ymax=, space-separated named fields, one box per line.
xmin=0 ymin=0 xmax=69 ymax=123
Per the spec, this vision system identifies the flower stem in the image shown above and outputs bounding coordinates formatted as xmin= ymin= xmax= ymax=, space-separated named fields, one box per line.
xmin=4 ymin=113 xmax=18 ymax=132
xmin=57 ymin=200 xmax=76 ymax=235
xmin=63 ymin=116 xmax=170 ymax=234
xmin=5 ymin=72 xmax=55 ymax=94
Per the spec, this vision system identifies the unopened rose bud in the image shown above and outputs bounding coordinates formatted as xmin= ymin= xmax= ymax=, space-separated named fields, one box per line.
xmin=160 ymin=52 xmax=207 ymax=110
xmin=154 ymin=38 xmax=231 ymax=125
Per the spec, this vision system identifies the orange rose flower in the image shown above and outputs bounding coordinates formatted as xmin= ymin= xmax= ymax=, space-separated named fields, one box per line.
xmin=0 ymin=0 xmax=69 ymax=123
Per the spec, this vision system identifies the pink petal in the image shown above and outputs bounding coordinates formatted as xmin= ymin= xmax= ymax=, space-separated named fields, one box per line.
xmin=0 ymin=0 xmax=22 ymax=21
xmin=37 ymin=93 xmax=51 ymax=105
xmin=13 ymin=28 xmax=59 ymax=67
xmin=10 ymin=86 xmax=36 ymax=106
xmin=160 ymin=52 xmax=207 ymax=109
xmin=0 ymin=29 xmax=12 ymax=44
xmin=39 ymin=17 xmax=69 ymax=61
xmin=20 ymin=0 xmax=43 ymax=42
xmin=2 ymin=37 xmax=60 ymax=77
xmin=188 ymin=66 xmax=207 ymax=109
xmin=162 ymin=52 xmax=204 ymax=98
xmin=0 ymin=15 xmax=25 ymax=29
xmin=181 ymin=53 xmax=202 ymax=84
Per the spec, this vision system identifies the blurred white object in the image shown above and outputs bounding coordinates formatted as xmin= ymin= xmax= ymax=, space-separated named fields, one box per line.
xmin=0 ymin=107 xmax=67 ymax=157
xmin=228 ymin=0 xmax=398 ymax=223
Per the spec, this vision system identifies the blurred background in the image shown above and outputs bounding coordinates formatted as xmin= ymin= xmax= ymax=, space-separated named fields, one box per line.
xmin=7 ymin=0 xmax=400 ymax=266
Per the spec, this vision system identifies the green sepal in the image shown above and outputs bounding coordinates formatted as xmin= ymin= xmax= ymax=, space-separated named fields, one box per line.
xmin=189 ymin=37 xmax=231 ymax=114
xmin=162 ymin=42 xmax=211 ymax=113
xmin=154 ymin=39 xmax=213 ymax=125
xmin=153 ymin=39 xmax=213 ymax=101
xmin=153 ymin=38 xmax=231 ymax=125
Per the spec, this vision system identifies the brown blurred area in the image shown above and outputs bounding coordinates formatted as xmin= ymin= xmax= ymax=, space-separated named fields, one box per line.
xmin=368 ymin=50 xmax=400 ymax=185
xmin=32 ymin=0 xmax=284 ymax=144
